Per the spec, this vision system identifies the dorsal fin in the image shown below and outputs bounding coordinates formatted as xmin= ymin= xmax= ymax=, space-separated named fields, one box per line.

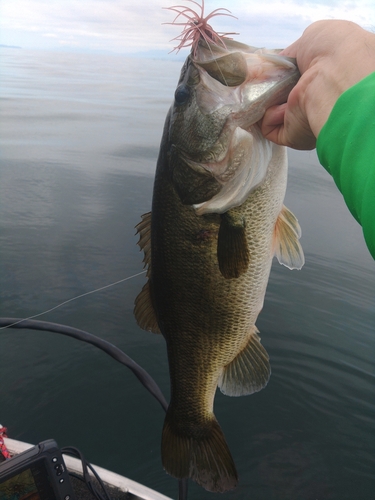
xmin=273 ymin=205 xmax=305 ymax=270
xmin=135 ymin=211 xmax=152 ymax=273
xmin=134 ymin=212 xmax=160 ymax=334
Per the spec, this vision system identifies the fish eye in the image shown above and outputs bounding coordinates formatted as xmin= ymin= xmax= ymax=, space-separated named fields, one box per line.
xmin=174 ymin=85 xmax=190 ymax=106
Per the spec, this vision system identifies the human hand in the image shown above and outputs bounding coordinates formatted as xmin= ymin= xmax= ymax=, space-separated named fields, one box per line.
xmin=260 ymin=20 xmax=375 ymax=150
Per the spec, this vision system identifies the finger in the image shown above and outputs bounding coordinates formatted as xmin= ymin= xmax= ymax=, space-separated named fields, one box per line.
xmin=260 ymin=104 xmax=287 ymax=145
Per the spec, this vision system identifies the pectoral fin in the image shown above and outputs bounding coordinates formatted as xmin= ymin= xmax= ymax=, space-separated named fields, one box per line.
xmin=217 ymin=212 xmax=250 ymax=279
xmin=218 ymin=327 xmax=271 ymax=396
xmin=273 ymin=205 xmax=305 ymax=270
xmin=134 ymin=212 xmax=161 ymax=334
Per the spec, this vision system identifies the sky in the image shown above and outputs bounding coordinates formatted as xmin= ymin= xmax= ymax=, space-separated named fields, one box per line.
xmin=0 ymin=0 xmax=374 ymax=56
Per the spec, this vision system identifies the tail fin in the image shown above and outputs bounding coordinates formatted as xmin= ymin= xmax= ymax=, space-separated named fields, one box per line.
xmin=161 ymin=411 xmax=238 ymax=493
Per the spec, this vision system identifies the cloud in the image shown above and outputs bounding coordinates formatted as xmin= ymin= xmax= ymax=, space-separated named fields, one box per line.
xmin=0 ymin=0 xmax=170 ymax=51
xmin=0 ymin=0 xmax=374 ymax=53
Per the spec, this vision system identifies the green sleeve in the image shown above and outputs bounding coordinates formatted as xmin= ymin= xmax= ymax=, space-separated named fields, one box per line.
xmin=316 ymin=71 xmax=375 ymax=260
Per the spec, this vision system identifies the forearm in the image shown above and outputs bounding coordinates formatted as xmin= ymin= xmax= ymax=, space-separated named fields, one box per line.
xmin=316 ymin=72 xmax=375 ymax=259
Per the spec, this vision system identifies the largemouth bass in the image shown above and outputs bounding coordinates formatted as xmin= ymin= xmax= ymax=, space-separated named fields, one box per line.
xmin=134 ymin=36 xmax=304 ymax=493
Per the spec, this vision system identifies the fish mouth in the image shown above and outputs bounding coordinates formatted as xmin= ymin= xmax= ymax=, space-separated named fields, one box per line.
xmin=188 ymin=52 xmax=299 ymax=214
xmin=171 ymin=43 xmax=299 ymax=215
xmin=193 ymin=52 xmax=299 ymax=121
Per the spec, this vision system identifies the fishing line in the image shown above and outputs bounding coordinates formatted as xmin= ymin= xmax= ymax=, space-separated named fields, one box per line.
xmin=211 ymin=49 xmax=229 ymax=87
xmin=0 ymin=270 xmax=146 ymax=331
xmin=199 ymin=28 xmax=230 ymax=87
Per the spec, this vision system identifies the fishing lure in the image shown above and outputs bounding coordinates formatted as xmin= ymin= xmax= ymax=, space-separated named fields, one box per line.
xmin=164 ymin=0 xmax=238 ymax=56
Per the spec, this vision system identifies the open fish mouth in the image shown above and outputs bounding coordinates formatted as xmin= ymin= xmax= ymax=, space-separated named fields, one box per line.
xmin=178 ymin=44 xmax=300 ymax=214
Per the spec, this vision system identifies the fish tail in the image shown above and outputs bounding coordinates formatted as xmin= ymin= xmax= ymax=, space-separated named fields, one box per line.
xmin=161 ymin=410 xmax=238 ymax=493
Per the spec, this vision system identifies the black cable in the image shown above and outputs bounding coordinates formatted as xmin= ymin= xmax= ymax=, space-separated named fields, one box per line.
xmin=0 ymin=317 xmax=188 ymax=500
xmin=179 ymin=478 xmax=188 ymax=500
xmin=67 ymin=471 xmax=87 ymax=483
xmin=0 ymin=318 xmax=168 ymax=412
xmin=62 ymin=446 xmax=111 ymax=500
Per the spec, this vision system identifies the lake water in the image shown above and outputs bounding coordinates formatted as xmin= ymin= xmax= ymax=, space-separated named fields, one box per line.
xmin=0 ymin=47 xmax=374 ymax=500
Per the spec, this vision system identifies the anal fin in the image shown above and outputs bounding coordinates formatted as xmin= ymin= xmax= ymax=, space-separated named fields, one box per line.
xmin=218 ymin=327 xmax=271 ymax=396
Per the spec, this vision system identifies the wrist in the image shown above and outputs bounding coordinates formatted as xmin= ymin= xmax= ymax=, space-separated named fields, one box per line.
xmin=302 ymin=62 xmax=343 ymax=138
xmin=303 ymin=28 xmax=375 ymax=138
